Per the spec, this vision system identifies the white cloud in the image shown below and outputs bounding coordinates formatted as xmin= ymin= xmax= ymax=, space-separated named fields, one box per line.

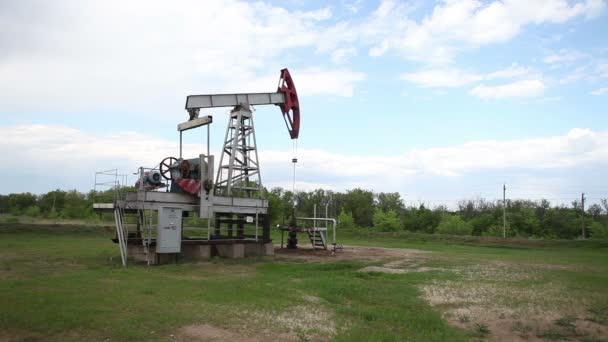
xmin=0 ymin=1 xmax=364 ymax=115
xmin=1 ymin=124 xmax=606 ymax=194
xmin=298 ymin=7 xmax=332 ymax=21
xmin=253 ymin=68 xmax=366 ymax=97
xmin=591 ymin=87 xmax=608 ymax=95
xmin=295 ymin=69 xmax=366 ymax=97
xmin=401 ymin=69 xmax=484 ymax=88
xmin=401 ymin=63 xmax=531 ymax=88
xmin=358 ymin=0 xmax=606 ymax=64
xmin=543 ymin=49 xmax=587 ymax=64
xmin=559 ymin=66 xmax=588 ymax=84
xmin=470 ymin=79 xmax=545 ymax=99
xmin=0 ymin=0 xmax=604 ymax=114
xmin=597 ymin=62 xmax=608 ymax=77
xmin=330 ymin=47 xmax=358 ymax=64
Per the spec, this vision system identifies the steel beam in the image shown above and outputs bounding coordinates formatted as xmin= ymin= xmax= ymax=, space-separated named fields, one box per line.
xmin=177 ymin=115 xmax=213 ymax=131
xmin=185 ymin=92 xmax=285 ymax=110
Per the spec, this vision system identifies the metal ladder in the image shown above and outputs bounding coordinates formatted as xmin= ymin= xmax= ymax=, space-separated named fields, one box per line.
xmin=137 ymin=190 xmax=155 ymax=266
xmin=307 ymin=228 xmax=328 ymax=250
xmin=114 ymin=207 xmax=128 ymax=267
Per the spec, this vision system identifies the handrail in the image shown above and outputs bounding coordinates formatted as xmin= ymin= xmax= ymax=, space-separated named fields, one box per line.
xmin=296 ymin=217 xmax=337 ymax=252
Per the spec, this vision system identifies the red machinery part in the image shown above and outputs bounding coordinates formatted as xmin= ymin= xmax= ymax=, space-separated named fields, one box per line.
xmin=277 ymin=68 xmax=300 ymax=139
xmin=174 ymin=178 xmax=201 ymax=196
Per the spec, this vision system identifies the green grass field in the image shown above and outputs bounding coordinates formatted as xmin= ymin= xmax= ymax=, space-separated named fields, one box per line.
xmin=1 ymin=224 xmax=607 ymax=341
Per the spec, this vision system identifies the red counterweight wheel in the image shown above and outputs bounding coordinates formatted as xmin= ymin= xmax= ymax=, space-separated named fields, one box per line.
xmin=277 ymin=68 xmax=300 ymax=139
xmin=159 ymin=157 xmax=178 ymax=180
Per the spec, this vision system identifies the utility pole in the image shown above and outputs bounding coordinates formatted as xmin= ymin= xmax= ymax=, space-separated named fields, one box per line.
xmin=581 ymin=192 xmax=586 ymax=239
xmin=503 ymin=184 xmax=506 ymax=238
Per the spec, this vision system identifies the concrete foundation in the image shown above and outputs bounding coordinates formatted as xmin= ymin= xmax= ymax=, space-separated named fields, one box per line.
xmin=215 ymin=244 xmax=245 ymax=258
xmin=127 ymin=245 xmax=157 ymax=265
xmin=126 ymin=241 xmax=273 ymax=265
xmin=182 ymin=245 xmax=212 ymax=260
xmin=264 ymin=242 xmax=275 ymax=256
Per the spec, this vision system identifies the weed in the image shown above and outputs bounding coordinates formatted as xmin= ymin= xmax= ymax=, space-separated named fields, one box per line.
xmin=5 ymin=217 xmax=20 ymax=224
xmin=512 ymin=321 xmax=532 ymax=334
xmin=296 ymin=329 xmax=310 ymax=342
xmin=458 ymin=314 xmax=470 ymax=323
xmin=554 ymin=314 xmax=577 ymax=332
xmin=586 ymin=305 xmax=608 ymax=325
xmin=537 ymin=328 xmax=566 ymax=340
xmin=474 ymin=323 xmax=490 ymax=335
xmin=581 ymin=336 xmax=607 ymax=342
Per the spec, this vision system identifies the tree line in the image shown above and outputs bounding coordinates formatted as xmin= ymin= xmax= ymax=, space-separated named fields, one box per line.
xmin=2 ymin=187 xmax=608 ymax=239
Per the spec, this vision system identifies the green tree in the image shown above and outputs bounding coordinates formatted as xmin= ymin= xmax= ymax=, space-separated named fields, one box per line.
xmin=342 ymin=188 xmax=374 ymax=227
xmin=7 ymin=193 xmax=37 ymax=215
xmin=469 ymin=212 xmax=499 ymax=236
xmin=589 ymin=221 xmax=608 ymax=239
xmin=376 ymin=192 xmax=404 ymax=213
xmin=38 ymin=190 xmax=67 ymax=214
xmin=436 ymin=214 xmax=472 ymax=236
xmin=265 ymin=188 xmax=284 ymax=225
xmin=509 ymin=207 xmax=539 ymax=237
xmin=337 ymin=210 xmax=356 ymax=230
xmin=373 ymin=209 xmax=400 ymax=232
xmin=402 ymin=204 xmax=441 ymax=233
xmin=61 ymin=190 xmax=91 ymax=219
xmin=23 ymin=205 xmax=41 ymax=217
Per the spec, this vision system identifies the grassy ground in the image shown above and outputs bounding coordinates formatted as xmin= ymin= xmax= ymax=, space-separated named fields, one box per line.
xmin=1 ymin=224 xmax=607 ymax=341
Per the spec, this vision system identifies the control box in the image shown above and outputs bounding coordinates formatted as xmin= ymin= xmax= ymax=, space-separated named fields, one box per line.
xmin=157 ymin=207 xmax=182 ymax=253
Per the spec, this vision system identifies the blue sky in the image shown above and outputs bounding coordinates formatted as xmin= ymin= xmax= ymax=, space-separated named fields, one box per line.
xmin=1 ymin=0 xmax=607 ymax=207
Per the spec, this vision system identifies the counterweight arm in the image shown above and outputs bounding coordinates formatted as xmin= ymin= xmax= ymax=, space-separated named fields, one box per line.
xmin=185 ymin=92 xmax=285 ymax=110
xmin=184 ymin=68 xmax=300 ymax=139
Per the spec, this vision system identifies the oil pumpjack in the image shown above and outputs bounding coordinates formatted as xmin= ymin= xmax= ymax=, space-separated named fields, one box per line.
xmin=95 ymin=69 xmax=303 ymax=266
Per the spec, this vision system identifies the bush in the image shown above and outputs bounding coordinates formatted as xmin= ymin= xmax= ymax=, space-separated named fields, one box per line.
xmin=484 ymin=224 xmax=509 ymax=237
xmin=23 ymin=206 xmax=41 ymax=217
xmin=373 ymin=209 xmax=400 ymax=232
xmin=469 ymin=213 xmax=499 ymax=236
xmin=402 ymin=206 xmax=442 ymax=233
xmin=436 ymin=214 xmax=472 ymax=236
xmin=589 ymin=221 xmax=608 ymax=239
xmin=337 ymin=210 xmax=356 ymax=230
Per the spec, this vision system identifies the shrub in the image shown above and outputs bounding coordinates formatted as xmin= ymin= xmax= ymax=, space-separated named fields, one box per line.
xmin=23 ymin=205 xmax=41 ymax=217
xmin=373 ymin=209 xmax=400 ymax=232
xmin=436 ymin=214 xmax=472 ymax=236
xmin=589 ymin=221 xmax=608 ymax=239
xmin=337 ymin=210 xmax=357 ymax=230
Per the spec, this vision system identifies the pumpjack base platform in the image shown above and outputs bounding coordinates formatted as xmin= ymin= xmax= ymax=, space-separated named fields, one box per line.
xmin=127 ymin=240 xmax=274 ymax=265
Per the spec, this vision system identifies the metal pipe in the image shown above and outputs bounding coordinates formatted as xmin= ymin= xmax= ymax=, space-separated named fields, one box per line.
xmin=255 ymin=212 xmax=259 ymax=241
xmin=179 ymin=131 xmax=183 ymax=159
xmin=207 ymin=207 xmax=211 ymax=241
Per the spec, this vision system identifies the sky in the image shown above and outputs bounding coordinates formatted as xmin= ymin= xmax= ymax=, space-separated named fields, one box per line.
xmin=1 ymin=0 xmax=607 ymax=208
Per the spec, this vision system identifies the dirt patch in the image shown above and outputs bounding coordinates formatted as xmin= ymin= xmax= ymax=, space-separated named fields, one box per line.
xmin=274 ymin=245 xmax=428 ymax=262
xmin=358 ymin=257 xmax=441 ymax=274
xmin=174 ymin=324 xmax=297 ymax=342
xmin=244 ymin=305 xmax=336 ymax=337
xmin=420 ymin=262 xmax=608 ymax=341
xmin=174 ymin=303 xmax=336 ymax=341
xmin=359 ymin=265 xmax=440 ymax=274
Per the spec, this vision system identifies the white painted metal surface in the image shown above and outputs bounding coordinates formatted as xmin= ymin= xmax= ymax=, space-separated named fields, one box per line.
xmin=185 ymin=92 xmax=284 ymax=109
xmin=156 ymin=207 xmax=182 ymax=253
xmin=177 ymin=115 xmax=212 ymax=131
